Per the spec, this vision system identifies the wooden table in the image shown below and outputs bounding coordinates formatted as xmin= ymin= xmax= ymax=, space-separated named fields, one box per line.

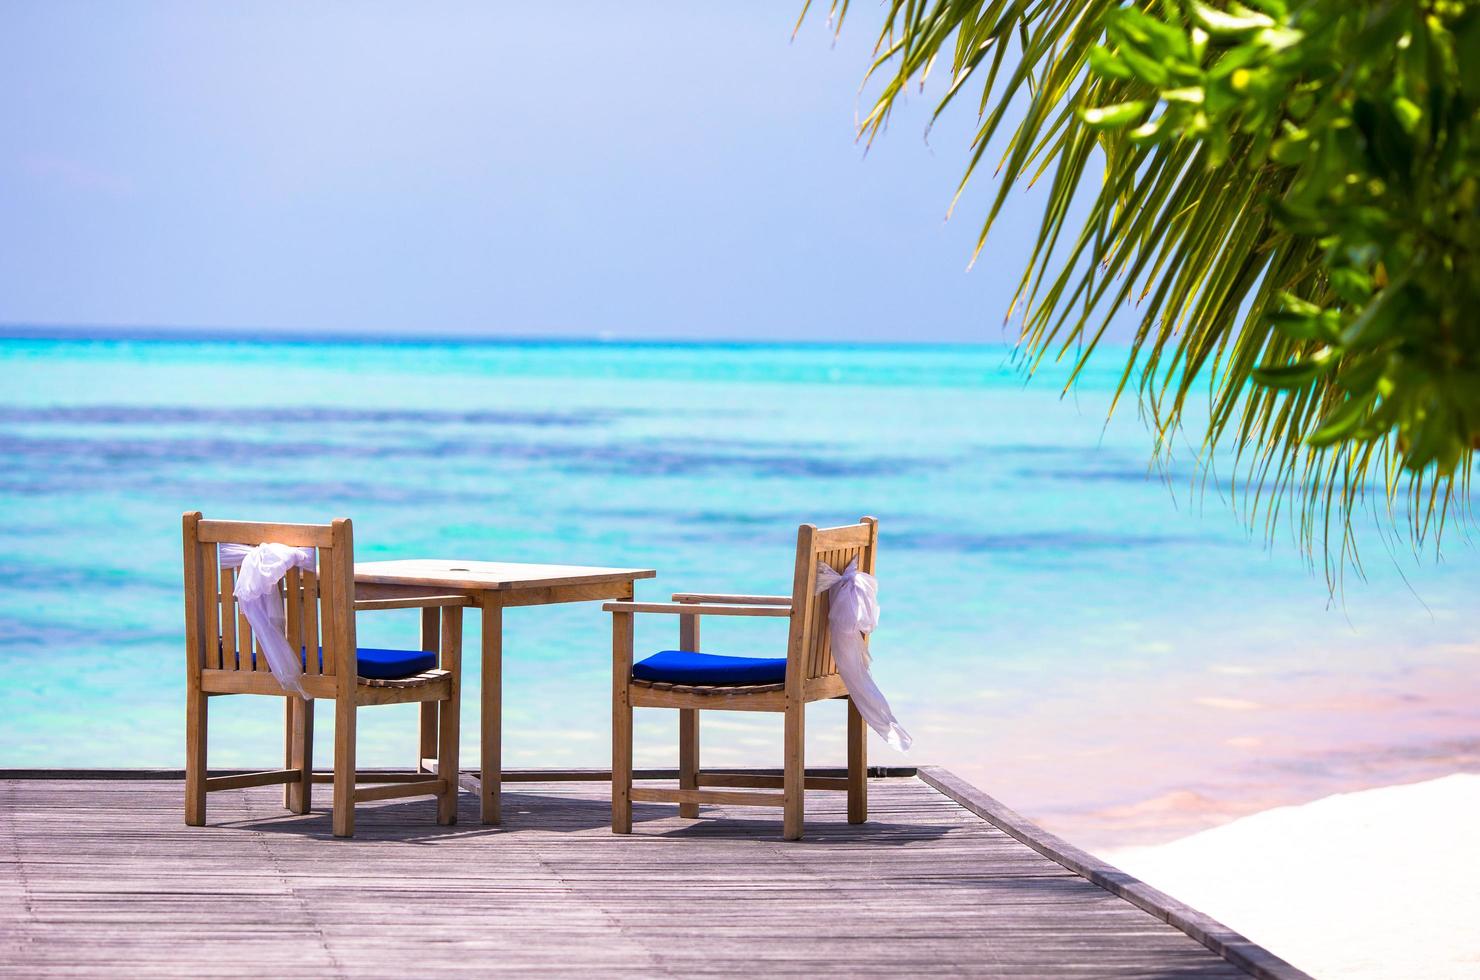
xmin=353 ymin=559 xmax=655 ymax=823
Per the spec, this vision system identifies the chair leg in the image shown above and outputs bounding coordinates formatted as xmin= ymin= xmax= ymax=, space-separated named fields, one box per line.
xmin=437 ymin=696 xmax=460 ymax=825
xmin=287 ymin=698 xmax=314 ymax=815
xmin=612 ymin=690 xmax=633 ymax=834
xmin=283 ymin=698 xmax=293 ymax=809
xmin=847 ymin=699 xmax=867 ymax=825
xmin=184 ymin=690 xmax=207 ymax=827
xmin=783 ymin=701 xmax=805 ymax=841
xmin=419 ymin=703 xmax=438 ymax=772
xmin=332 ymin=698 xmax=356 ymax=838
xmin=678 ymin=708 xmax=699 ymax=818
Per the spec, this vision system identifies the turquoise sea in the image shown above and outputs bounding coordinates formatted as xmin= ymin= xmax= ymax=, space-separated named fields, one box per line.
xmin=3 ymin=333 xmax=1477 ymax=848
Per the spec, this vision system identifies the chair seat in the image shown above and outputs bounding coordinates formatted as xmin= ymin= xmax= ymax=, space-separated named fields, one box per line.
xmin=631 ymin=650 xmax=787 ymax=686
xmin=358 ymin=667 xmax=449 ymax=690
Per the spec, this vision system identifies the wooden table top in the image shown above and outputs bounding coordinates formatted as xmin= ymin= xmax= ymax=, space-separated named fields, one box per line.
xmin=353 ymin=558 xmax=655 ymax=592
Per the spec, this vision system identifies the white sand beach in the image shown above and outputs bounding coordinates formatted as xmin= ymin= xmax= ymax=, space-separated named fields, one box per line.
xmin=1104 ymin=774 xmax=1480 ymax=979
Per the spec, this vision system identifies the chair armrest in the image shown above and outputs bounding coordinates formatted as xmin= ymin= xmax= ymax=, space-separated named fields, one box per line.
xmin=602 ymin=601 xmax=792 ymax=617
xmin=671 ymin=593 xmax=791 ymax=606
xmin=354 ymin=595 xmax=473 ymax=612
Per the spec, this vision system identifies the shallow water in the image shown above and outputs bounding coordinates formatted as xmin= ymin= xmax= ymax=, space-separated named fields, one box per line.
xmin=3 ymin=333 xmax=1477 ymax=847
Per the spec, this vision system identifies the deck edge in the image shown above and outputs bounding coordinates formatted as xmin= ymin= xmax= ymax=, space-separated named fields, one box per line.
xmin=917 ymin=765 xmax=1312 ymax=980
xmin=0 ymin=765 xmax=918 ymax=781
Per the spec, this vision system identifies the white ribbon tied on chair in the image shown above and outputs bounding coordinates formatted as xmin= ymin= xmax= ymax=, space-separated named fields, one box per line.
xmin=815 ymin=558 xmax=912 ymax=752
xmin=218 ymin=543 xmax=317 ymax=699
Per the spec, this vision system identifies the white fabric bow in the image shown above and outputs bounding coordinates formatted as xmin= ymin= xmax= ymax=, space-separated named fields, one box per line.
xmin=815 ymin=558 xmax=911 ymax=751
xmin=219 ymin=543 xmax=317 ymax=699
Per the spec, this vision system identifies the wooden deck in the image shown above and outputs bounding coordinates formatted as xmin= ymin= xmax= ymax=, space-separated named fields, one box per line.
xmin=0 ymin=768 xmax=1305 ymax=978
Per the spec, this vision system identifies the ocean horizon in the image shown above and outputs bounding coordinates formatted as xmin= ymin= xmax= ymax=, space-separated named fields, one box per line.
xmin=3 ymin=331 xmax=1477 ymax=850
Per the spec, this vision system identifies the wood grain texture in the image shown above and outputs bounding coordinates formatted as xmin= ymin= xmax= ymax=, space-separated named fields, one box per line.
xmin=354 ymin=559 xmax=655 ymax=591
xmin=418 ymin=607 xmax=440 ymax=774
xmin=611 ymin=610 xmax=634 ymax=835
xmin=177 ymin=515 xmax=480 ymax=838
xmin=601 ymin=601 xmax=791 ymax=618
xmin=0 ymin=774 xmax=1260 ymax=978
xmin=671 ymin=593 xmax=792 ymax=606
xmin=610 ymin=518 xmax=880 ymax=840
xmin=480 ymin=597 xmax=504 ymax=826
xmin=355 ymin=567 xmax=648 ymax=827
xmin=916 ymin=766 xmax=1311 ymax=980
xmin=196 ymin=519 xmax=333 ymax=548
xmin=436 ymin=606 xmax=462 ymax=826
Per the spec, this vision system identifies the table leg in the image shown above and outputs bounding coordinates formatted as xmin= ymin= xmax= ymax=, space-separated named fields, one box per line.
xmin=419 ymin=607 xmax=440 ymax=773
xmin=480 ymin=596 xmax=503 ymax=824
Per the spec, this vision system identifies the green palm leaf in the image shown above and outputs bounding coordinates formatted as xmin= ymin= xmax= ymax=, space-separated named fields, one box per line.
xmin=815 ymin=0 xmax=1480 ymax=585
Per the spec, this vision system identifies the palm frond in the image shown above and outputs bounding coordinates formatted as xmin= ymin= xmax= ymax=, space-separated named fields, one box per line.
xmin=814 ymin=0 xmax=1480 ymax=584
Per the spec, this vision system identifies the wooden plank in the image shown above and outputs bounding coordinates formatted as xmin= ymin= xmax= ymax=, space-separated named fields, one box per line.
xmin=916 ymin=766 xmax=1309 ymax=980
xmin=630 ymin=786 xmax=786 ymax=807
xmin=2 ymin=711 xmax=1288 ymax=980
xmin=354 ymin=595 xmax=472 ymax=611
xmin=197 ymin=519 xmax=334 ymax=547
xmin=784 ymin=523 xmax=816 ymax=692
xmin=847 ymin=698 xmax=867 ymax=824
xmin=436 ymin=605 xmax=461 ymax=825
xmin=311 ymin=770 xmax=445 ymax=784
xmin=353 ymin=559 xmax=655 ymax=591
xmin=783 ymin=699 xmax=804 ymax=840
xmin=480 ymin=595 xmax=503 ymax=825
xmin=418 ymin=607 xmax=440 ymax=773
xmin=804 ymin=674 xmax=849 ymax=701
xmin=671 ymin=593 xmax=792 ymax=606
xmin=238 ymin=602 xmax=254 ymax=672
xmin=317 ymin=549 xmax=337 ymax=678
xmin=697 ymin=773 xmax=848 ymax=791
xmin=611 ymin=609 xmax=633 ymax=834
xmin=355 ymin=677 xmax=450 ymax=706
xmin=499 ymin=582 xmax=639 ymax=608
xmin=301 ymin=567 xmax=319 ymax=675
xmin=0 ymin=765 xmax=919 ymax=780
xmin=630 ymin=686 xmax=787 ymax=712
xmin=200 ymin=670 xmax=334 ymax=698
xmin=354 ymin=582 xmax=474 ymax=602
xmin=219 ymin=566 xmax=237 ymax=670
xmin=182 ymin=514 xmax=207 ymax=827
xmin=601 ymin=601 xmax=791 ymax=617
xmin=782 ymin=523 xmax=816 ymax=842
xmin=285 ymin=568 xmax=302 ymax=661
xmin=0 ymin=769 xmax=1299 ymax=979
xmin=202 ymin=541 xmax=221 ymax=669
xmin=678 ymin=610 xmax=700 ymax=818
xmin=352 ymin=779 xmax=445 ymax=803
xmin=813 ymin=521 xmax=873 ymax=546
xmin=181 ymin=513 xmax=204 ymax=683
xmin=327 ymin=518 xmax=356 ymax=837
xmin=204 ymin=769 xmax=297 ymax=791
xmin=285 ymin=697 xmax=312 ymax=814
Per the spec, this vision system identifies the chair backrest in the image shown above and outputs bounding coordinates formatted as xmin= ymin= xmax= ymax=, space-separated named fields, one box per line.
xmin=784 ymin=516 xmax=878 ymax=690
xmin=180 ymin=513 xmax=357 ymax=693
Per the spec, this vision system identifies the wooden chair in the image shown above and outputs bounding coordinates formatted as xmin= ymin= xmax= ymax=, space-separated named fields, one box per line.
xmin=181 ymin=512 xmax=466 ymax=837
xmin=606 ymin=517 xmax=877 ymax=841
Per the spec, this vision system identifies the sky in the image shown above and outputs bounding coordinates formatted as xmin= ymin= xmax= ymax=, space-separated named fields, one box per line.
xmin=0 ymin=2 xmax=1061 ymax=343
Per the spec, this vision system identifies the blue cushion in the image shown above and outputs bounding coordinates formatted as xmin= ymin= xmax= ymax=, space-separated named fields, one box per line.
xmin=632 ymin=650 xmax=787 ymax=686
xmin=235 ymin=646 xmax=437 ymax=680
xmin=343 ymin=646 xmax=438 ymax=680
